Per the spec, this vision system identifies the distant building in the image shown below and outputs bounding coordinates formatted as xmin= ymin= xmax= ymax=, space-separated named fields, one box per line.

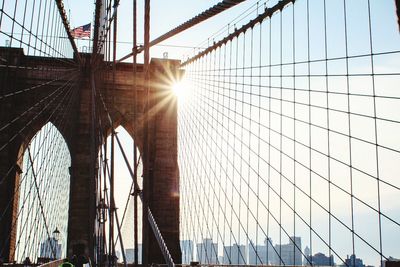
xmin=126 ymin=249 xmax=134 ymax=263
xmin=381 ymin=256 xmax=400 ymax=267
xmin=196 ymin=238 xmax=218 ymax=264
xmin=274 ymin=236 xmax=302 ymax=266
xmin=125 ymin=245 xmax=142 ymax=264
xmin=39 ymin=237 xmax=62 ymax=259
xmin=345 ymin=254 xmax=365 ymax=267
xmin=304 ymin=252 xmax=334 ymax=266
xmin=223 ymin=243 xmax=246 ymax=264
xmin=304 ymin=246 xmax=311 ymax=265
xmin=181 ymin=240 xmax=194 ymax=264
xmin=249 ymin=241 xmax=266 ymax=265
xmin=248 ymin=238 xmax=277 ymax=265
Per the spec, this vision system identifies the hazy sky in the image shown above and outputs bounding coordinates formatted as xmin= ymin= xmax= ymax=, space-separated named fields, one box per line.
xmin=175 ymin=1 xmax=399 ymax=267
xmin=17 ymin=1 xmax=398 ymax=266
xmin=94 ymin=1 xmax=400 ymax=266
xmin=65 ymin=0 xmax=269 ymax=60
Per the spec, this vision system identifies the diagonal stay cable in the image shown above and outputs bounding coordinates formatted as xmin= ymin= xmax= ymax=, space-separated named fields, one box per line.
xmin=54 ymin=0 xmax=81 ymax=64
xmin=93 ymin=54 xmax=175 ymax=265
xmin=181 ymin=0 xmax=295 ymax=66
xmin=117 ymin=0 xmax=248 ymax=63
xmin=0 ymin=71 xmax=78 ymax=133
xmin=0 ymin=71 xmax=79 ymax=153
xmin=26 ymin=146 xmax=57 ymax=259
xmin=0 ymin=70 xmax=76 ymax=100
xmin=0 ymin=80 xmax=77 ymax=257
xmin=114 ymin=155 xmax=142 ymax=247
xmin=193 ymin=77 xmax=393 ymax=260
xmin=0 ymin=75 xmax=77 ymax=187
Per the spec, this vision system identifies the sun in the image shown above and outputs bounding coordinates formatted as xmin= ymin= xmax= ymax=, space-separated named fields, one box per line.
xmin=172 ymin=80 xmax=190 ymax=101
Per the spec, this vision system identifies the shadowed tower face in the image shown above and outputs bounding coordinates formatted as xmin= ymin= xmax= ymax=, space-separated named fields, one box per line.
xmin=0 ymin=48 xmax=182 ymax=264
xmin=2 ymin=0 xmax=400 ymax=266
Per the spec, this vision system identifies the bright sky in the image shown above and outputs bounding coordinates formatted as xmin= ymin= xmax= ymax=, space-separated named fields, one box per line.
xmin=83 ymin=0 xmax=271 ymax=258
xmin=66 ymin=0 xmax=267 ymax=61
xmin=63 ymin=1 xmax=400 ymax=266
xmin=4 ymin=0 xmax=398 ymax=265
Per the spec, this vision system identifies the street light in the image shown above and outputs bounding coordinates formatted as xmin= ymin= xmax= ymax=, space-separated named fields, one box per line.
xmin=53 ymin=227 xmax=60 ymax=241
xmin=97 ymin=198 xmax=108 ymax=223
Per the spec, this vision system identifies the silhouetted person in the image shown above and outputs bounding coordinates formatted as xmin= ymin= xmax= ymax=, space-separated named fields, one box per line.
xmin=23 ymin=257 xmax=31 ymax=267
xmin=70 ymin=255 xmax=77 ymax=266
xmin=75 ymin=254 xmax=88 ymax=267
xmin=59 ymin=258 xmax=74 ymax=267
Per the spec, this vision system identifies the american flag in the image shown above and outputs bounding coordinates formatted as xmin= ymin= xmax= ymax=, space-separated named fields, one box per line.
xmin=71 ymin=23 xmax=91 ymax=38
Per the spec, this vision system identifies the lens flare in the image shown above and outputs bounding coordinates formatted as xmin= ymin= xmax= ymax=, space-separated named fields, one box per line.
xmin=172 ymin=80 xmax=189 ymax=100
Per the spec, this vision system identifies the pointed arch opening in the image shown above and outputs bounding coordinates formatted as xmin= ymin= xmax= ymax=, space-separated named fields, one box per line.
xmin=13 ymin=122 xmax=71 ymax=263
xmin=98 ymin=125 xmax=143 ymax=264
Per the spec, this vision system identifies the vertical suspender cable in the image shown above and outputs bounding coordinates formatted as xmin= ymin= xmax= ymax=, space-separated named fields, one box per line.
xmin=366 ymin=0 xmax=383 ymax=264
xmin=322 ymin=1 xmax=333 ymax=264
xmin=103 ymin=137 xmax=108 ymax=263
xmin=342 ymin=1 xmax=356 ymax=264
xmin=110 ymin=128 xmax=115 ymax=267
xmin=109 ymin=135 xmax=128 ymax=267
xmin=110 ymin=0 xmax=118 ymax=265
xmin=132 ymin=0 xmax=139 ymax=266
xmin=143 ymin=0 xmax=150 ymax=265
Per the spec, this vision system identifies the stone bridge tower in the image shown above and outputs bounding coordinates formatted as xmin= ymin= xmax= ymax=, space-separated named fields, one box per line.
xmin=0 ymin=48 xmax=181 ymax=264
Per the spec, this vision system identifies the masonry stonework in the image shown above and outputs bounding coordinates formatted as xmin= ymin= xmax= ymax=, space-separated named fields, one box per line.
xmin=0 ymin=48 xmax=181 ymax=264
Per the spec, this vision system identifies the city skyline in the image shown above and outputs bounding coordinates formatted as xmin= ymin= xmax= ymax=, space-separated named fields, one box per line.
xmin=179 ymin=237 xmax=399 ymax=267
xmin=39 ymin=237 xmax=62 ymax=260
xmin=1 ymin=0 xmax=398 ymax=265
xmin=63 ymin=2 xmax=400 ymax=267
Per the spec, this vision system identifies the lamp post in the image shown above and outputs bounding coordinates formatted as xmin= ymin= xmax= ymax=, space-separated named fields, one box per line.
xmin=97 ymin=198 xmax=108 ymax=224
xmin=97 ymin=199 xmax=108 ymax=265
xmin=50 ymin=227 xmax=61 ymax=260
xmin=53 ymin=227 xmax=61 ymax=241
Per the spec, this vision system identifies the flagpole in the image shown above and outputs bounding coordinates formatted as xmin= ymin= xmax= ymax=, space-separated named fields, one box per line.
xmin=90 ymin=23 xmax=92 ymax=52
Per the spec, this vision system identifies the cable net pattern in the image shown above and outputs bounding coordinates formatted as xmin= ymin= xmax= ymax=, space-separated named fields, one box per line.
xmin=13 ymin=123 xmax=71 ymax=263
xmin=0 ymin=0 xmax=78 ymax=263
xmin=0 ymin=0 xmax=75 ymax=58
xmin=178 ymin=1 xmax=400 ymax=266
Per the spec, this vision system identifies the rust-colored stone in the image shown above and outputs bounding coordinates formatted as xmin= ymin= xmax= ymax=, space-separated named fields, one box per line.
xmin=0 ymin=48 xmax=181 ymax=264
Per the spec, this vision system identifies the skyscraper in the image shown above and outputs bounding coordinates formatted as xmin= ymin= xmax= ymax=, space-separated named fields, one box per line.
xmin=181 ymin=240 xmax=194 ymax=264
xmin=345 ymin=254 xmax=365 ymax=267
xmin=125 ymin=245 xmax=142 ymax=264
xmin=248 ymin=238 xmax=277 ymax=265
xmin=125 ymin=249 xmax=134 ymax=263
xmin=39 ymin=237 xmax=62 ymax=259
xmin=196 ymin=238 xmax=218 ymax=264
xmin=274 ymin=236 xmax=302 ymax=266
xmin=304 ymin=246 xmax=311 ymax=265
xmin=249 ymin=241 xmax=267 ymax=265
xmin=223 ymin=243 xmax=246 ymax=264
xmin=312 ymin=252 xmax=334 ymax=266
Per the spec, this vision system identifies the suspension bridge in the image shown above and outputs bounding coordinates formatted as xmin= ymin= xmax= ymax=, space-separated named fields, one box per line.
xmin=0 ymin=0 xmax=400 ymax=267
